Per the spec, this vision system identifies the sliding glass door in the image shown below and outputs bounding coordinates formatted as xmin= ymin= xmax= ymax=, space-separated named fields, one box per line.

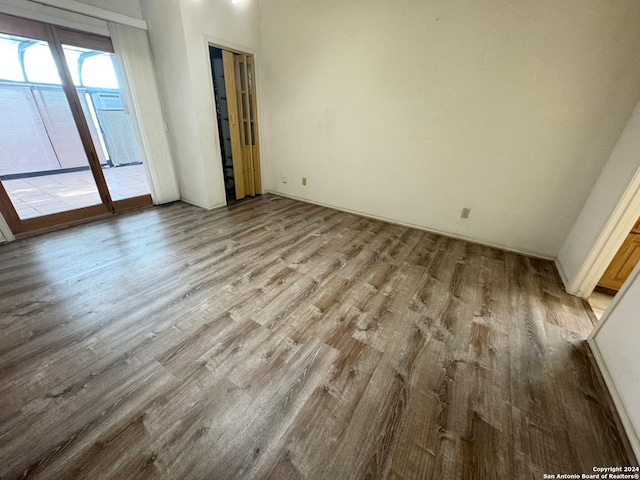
xmin=0 ymin=31 xmax=106 ymax=222
xmin=0 ymin=13 xmax=151 ymax=235
xmin=60 ymin=42 xmax=151 ymax=206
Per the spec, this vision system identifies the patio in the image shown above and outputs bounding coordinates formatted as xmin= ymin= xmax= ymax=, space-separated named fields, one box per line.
xmin=2 ymin=164 xmax=150 ymax=219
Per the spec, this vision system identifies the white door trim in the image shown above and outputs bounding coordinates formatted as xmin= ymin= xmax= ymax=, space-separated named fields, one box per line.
xmin=564 ymin=167 xmax=640 ymax=298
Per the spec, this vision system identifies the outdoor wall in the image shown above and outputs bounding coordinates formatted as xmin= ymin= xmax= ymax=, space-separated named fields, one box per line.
xmin=140 ymin=0 xmax=259 ymax=209
xmin=258 ymin=0 xmax=640 ymax=258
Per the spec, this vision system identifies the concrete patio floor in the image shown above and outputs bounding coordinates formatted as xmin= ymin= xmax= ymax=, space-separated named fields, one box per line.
xmin=1 ymin=164 xmax=150 ymax=220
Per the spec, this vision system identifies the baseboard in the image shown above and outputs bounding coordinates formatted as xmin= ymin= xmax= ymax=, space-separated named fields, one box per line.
xmin=587 ymin=338 xmax=640 ymax=464
xmin=180 ymin=198 xmax=227 ymax=211
xmin=265 ymin=190 xmax=555 ymax=261
xmin=555 ymin=258 xmax=572 ymax=293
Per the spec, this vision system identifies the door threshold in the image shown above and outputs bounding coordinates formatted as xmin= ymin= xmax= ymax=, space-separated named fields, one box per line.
xmin=13 ymin=203 xmax=154 ymax=240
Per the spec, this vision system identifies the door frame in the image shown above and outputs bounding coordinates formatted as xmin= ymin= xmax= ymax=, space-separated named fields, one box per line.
xmin=563 ymin=166 xmax=640 ymax=299
xmin=203 ymin=36 xmax=264 ymax=205
xmin=0 ymin=13 xmax=152 ymax=235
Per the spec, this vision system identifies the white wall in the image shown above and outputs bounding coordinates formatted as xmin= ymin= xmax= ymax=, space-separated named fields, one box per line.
xmin=258 ymin=0 xmax=640 ymax=258
xmin=558 ymin=90 xmax=640 ymax=458
xmin=590 ymin=264 xmax=640 ymax=458
xmin=75 ymin=0 xmax=142 ymax=19
xmin=557 ymin=99 xmax=640 ymax=295
xmin=140 ymin=0 xmax=259 ymax=209
xmin=139 ymin=0 xmax=191 ymax=204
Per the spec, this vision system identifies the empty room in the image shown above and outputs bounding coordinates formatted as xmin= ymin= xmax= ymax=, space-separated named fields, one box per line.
xmin=1 ymin=0 xmax=640 ymax=478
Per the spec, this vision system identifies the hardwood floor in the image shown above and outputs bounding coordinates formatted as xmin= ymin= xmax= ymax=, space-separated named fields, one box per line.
xmin=0 ymin=194 xmax=634 ymax=479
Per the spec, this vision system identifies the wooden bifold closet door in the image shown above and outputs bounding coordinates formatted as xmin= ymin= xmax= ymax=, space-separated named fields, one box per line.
xmin=221 ymin=50 xmax=261 ymax=201
xmin=598 ymin=217 xmax=640 ymax=292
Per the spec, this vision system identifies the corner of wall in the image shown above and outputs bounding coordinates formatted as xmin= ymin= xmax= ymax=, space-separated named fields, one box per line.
xmin=554 ymin=257 xmax=572 ymax=294
xmin=555 ymin=97 xmax=640 ymax=298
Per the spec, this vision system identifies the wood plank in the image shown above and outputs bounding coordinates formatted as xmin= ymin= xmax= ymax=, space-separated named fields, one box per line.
xmin=0 ymin=194 xmax=635 ymax=480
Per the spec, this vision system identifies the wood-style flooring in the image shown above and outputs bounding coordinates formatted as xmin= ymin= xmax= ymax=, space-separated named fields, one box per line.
xmin=0 ymin=195 xmax=634 ymax=479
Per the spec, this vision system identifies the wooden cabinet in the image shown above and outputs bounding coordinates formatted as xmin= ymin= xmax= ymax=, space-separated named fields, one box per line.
xmin=598 ymin=217 xmax=640 ymax=292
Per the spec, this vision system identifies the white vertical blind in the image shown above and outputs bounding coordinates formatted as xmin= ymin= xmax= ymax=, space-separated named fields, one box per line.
xmin=107 ymin=21 xmax=180 ymax=204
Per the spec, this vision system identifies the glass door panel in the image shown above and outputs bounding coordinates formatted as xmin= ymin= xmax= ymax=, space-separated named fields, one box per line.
xmin=0 ymin=33 xmax=103 ymax=220
xmin=61 ymin=44 xmax=151 ymax=203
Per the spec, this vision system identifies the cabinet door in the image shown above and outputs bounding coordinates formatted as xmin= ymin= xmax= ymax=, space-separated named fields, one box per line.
xmin=598 ymin=232 xmax=640 ymax=292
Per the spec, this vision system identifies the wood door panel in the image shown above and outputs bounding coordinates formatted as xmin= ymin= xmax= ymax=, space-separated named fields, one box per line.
xmin=247 ymin=56 xmax=262 ymax=194
xmin=220 ymin=49 xmax=262 ymax=200
xmin=217 ymin=48 xmax=262 ymax=201
xmin=222 ymin=50 xmax=245 ymax=200
xmin=598 ymin=231 xmax=640 ymax=292
xmin=235 ymin=55 xmax=255 ymax=196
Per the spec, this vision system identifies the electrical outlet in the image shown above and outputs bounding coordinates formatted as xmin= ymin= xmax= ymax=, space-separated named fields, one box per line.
xmin=281 ymin=175 xmax=288 ymax=183
xmin=302 ymin=177 xmax=307 ymax=186
xmin=461 ymin=208 xmax=471 ymax=219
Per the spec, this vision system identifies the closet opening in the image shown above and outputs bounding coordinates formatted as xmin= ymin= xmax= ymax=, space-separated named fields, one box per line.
xmin=587 ymin=215 xmax=640 ymax=320
xmin=208 ymin=44 xmax=262 ymax=203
